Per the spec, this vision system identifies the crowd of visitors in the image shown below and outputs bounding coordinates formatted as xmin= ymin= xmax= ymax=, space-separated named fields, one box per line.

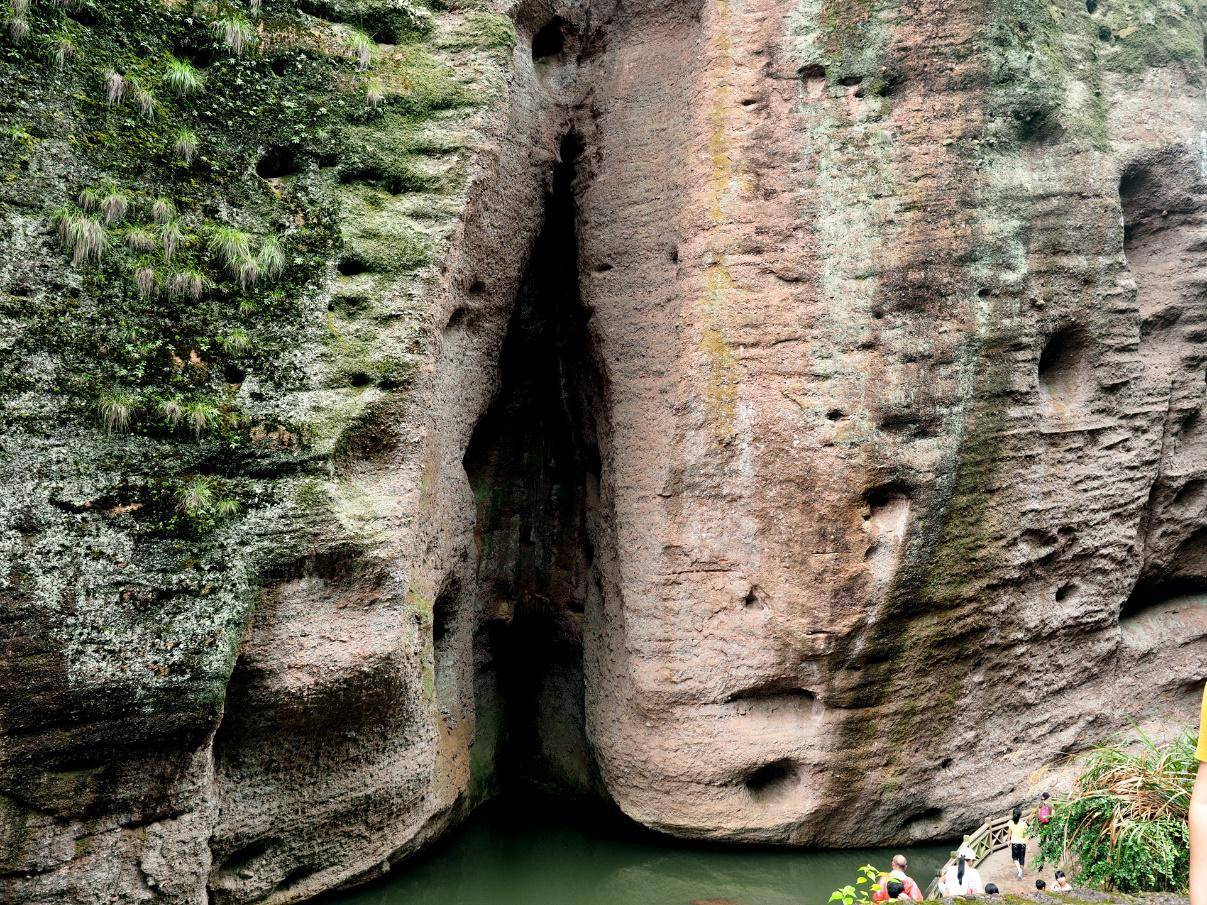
xmin=871 ymin=793 xmax=1075 ymax=900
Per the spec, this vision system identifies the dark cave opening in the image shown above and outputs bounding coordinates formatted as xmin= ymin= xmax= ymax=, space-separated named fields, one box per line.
xmin=463 ymin=133 xmax=603 ymax=798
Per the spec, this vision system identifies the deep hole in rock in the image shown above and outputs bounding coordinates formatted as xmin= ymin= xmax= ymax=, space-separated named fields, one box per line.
xmin=337 ymin=257 xmax=370 ymax=277
xmin=173 ymin=40 xmax=214 ymax=69
xmin=744 ymin=759 xmax=799 ymax=799
xmin=1037 ymin=326 xmax=1089 ymax=408
xmin=1086 ymin=0 xmax=1097 ymax=11
xmin=1054 ymin=582 xmax=1076 ymax=602
xmin=463 ymin=132 xmax=605 ymax=797
xmin=532 ymin=18 xmax=566 ymax=61
xmin=257 ymin=145 xmax=302 ymax=180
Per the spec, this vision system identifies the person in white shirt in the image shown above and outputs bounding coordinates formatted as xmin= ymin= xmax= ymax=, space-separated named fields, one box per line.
xmin=939 ymin=849 xmax=984 ymax=897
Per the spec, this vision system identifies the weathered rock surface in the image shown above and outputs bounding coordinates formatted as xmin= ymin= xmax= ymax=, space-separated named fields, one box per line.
xmin=1 ymin=0 xmax=1206 ymax=901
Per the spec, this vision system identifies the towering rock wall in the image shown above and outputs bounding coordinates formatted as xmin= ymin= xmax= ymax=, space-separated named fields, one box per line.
xmin=1 ymin=0 xmax=1206 ymax=902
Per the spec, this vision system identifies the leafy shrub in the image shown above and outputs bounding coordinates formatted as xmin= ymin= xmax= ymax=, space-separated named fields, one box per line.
xmin=1038 ymin=731 xmax=1195 ymax=893
xmin=829 ymin=864 xmax=883 ymax=905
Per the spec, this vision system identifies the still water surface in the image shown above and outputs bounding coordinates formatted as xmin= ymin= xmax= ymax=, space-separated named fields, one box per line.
xmin=323 ymin=797 xmax=949 ymax=905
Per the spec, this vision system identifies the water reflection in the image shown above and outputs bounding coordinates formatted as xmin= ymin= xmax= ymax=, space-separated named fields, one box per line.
xmin=323 ymin=797 xmax=949 ymax=905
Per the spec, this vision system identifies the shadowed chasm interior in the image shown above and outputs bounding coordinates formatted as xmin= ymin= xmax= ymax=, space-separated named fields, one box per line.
xmin=463 ymin=133 xmax=605 ymax=799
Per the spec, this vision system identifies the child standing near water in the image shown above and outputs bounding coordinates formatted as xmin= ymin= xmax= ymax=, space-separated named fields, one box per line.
xmin=1009 ymin=806 xmax=1030 ymax=881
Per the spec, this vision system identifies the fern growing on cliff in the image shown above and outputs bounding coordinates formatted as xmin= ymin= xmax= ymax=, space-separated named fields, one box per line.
xmin=1038 ymin=731 xmax=1195 ymax=893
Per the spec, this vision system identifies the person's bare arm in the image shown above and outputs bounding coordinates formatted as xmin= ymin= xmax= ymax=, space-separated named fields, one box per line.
xmin=1190 ymin=761 xmax=1207 ymax=905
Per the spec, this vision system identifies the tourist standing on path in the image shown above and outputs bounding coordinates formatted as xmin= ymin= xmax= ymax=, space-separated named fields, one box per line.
xmin=1008 ymin=805 xmax=1030 ymax=881
xmin=1190 ymin=683 xmax=1207 ymax=905
xmin=1038 ymin=792 xmax=1053 ymax=826
xmin=875 ymin=855 xmax=923 ymax=901
xmin=940 ymin=853 xmax=984 ymax=897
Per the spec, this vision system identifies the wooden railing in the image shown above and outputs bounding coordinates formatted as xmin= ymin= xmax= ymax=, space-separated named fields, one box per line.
xmin=923 ymin=815 xmax=1014 ymax=899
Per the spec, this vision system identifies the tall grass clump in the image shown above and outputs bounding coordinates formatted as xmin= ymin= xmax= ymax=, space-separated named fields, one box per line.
xmin=345 ymin=29 xmax=373 ymax=69
xmin=212 ymin=14 xmax=255 ymax=55
xmin=173 ymin=127 xmax=198 ymax=164
xmin=96 ymin=387 xmax=138 ymax=433
xmin=164 ymin=57 xmax=205 ymax=96
xmin=161 ymin=218 xmax=185 ymax=260
xmin=52 ymin=206 xmax=107 ymax=266
xmin=51 ymin=31 xmax=74 ymax=68
xmin=1038 ymin=731 xmax=1195 ymax=893
xmin=104 ymin=69 xmax=125 ymax=105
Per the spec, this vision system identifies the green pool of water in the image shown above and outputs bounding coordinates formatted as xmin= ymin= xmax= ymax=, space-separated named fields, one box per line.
xmin=322 ymin=797 xmax=950 ymax=905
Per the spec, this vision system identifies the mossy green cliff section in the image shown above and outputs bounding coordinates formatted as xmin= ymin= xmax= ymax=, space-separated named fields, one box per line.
xmin=0 ymin=0 xmax=513 ymax=889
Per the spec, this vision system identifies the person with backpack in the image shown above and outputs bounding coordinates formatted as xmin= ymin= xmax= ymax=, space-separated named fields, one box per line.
xmin=1038 ymin=792 xmax=1053 ymax=826
xmin=1008 ymin=805 xmax=1030 ymax=880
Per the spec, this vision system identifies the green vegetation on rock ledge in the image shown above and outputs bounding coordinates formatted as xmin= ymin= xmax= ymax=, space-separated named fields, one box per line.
xmin=0 ymin=0 xmax=512 ymax=721
xmin=1039 ymin=732 xmax=1195 ymax=893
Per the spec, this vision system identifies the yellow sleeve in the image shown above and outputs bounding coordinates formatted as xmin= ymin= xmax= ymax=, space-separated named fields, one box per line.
xmin=1197 ymin=684 xmax=1207 ymax=761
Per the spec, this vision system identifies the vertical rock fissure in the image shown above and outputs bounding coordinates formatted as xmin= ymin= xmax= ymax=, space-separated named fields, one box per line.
xmin=463 ymin=132 xmax=604 ymax=799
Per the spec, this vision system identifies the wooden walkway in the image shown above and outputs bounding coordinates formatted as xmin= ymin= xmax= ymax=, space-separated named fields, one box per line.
xmin=923 ymin=816 xmax=1055 ymax=898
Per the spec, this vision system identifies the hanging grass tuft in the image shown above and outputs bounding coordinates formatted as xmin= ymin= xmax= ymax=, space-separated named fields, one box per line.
xmin=132 ymin=83 xmax=158 ymax=119
xmin=100 ymin=186 xmax=129 ymax=224
xmin=51 ymin=32 xmax=74 ymax=68
xmin=151 ymin=197 xmax=176 ymax=224
xmin=104 ymin=69 xmax=125 ymax=105
xmin=168 ymin=269 xmax=206 ymax=300
xmin=164 ymin=56 xmax=205 ymax=96
xmin=212 ymin=14 xmax=255 ymax=56
xmin=256 ymin=234 xmax=284 ymax=279
xmin=134 ymin=266 xmax=157 ymax=299
xmin=8 ymin=13 xmax=29 ymax=42
xmin=161 ymin=219 xmax=185 ymax=261
xmin=173 ymin=127 xmax=198 ymax=164
xmin=52 ymin=206 xmax=108 ymax=266
xmin=345 ymin=28 xmax=373 ymax=70
xmin=125 ymin=227 xmax=155 ymax=252
xmin=208 ymin=226 xmax=251 ymax=271
xmin=96 ymin=387 xmax=138 ymax=433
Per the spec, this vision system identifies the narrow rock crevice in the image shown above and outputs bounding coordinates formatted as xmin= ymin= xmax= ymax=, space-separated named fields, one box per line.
xmin=463 ymin=131 xmax=609 ymax=799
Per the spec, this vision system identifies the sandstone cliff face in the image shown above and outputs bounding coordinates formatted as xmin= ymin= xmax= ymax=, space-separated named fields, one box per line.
xmin=1 ymin=0 xmax=1206 ymax=901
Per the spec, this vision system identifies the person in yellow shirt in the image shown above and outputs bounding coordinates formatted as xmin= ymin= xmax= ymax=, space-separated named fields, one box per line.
xmin=1008 ymin=806 xmax=1030 ymax=881
xmin=1191 ymin=687 xmax=1207 ymax=905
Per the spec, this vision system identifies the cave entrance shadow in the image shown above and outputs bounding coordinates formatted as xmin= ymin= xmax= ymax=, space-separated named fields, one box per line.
xmin=462 ymin=133 xmax=605 ymax=799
